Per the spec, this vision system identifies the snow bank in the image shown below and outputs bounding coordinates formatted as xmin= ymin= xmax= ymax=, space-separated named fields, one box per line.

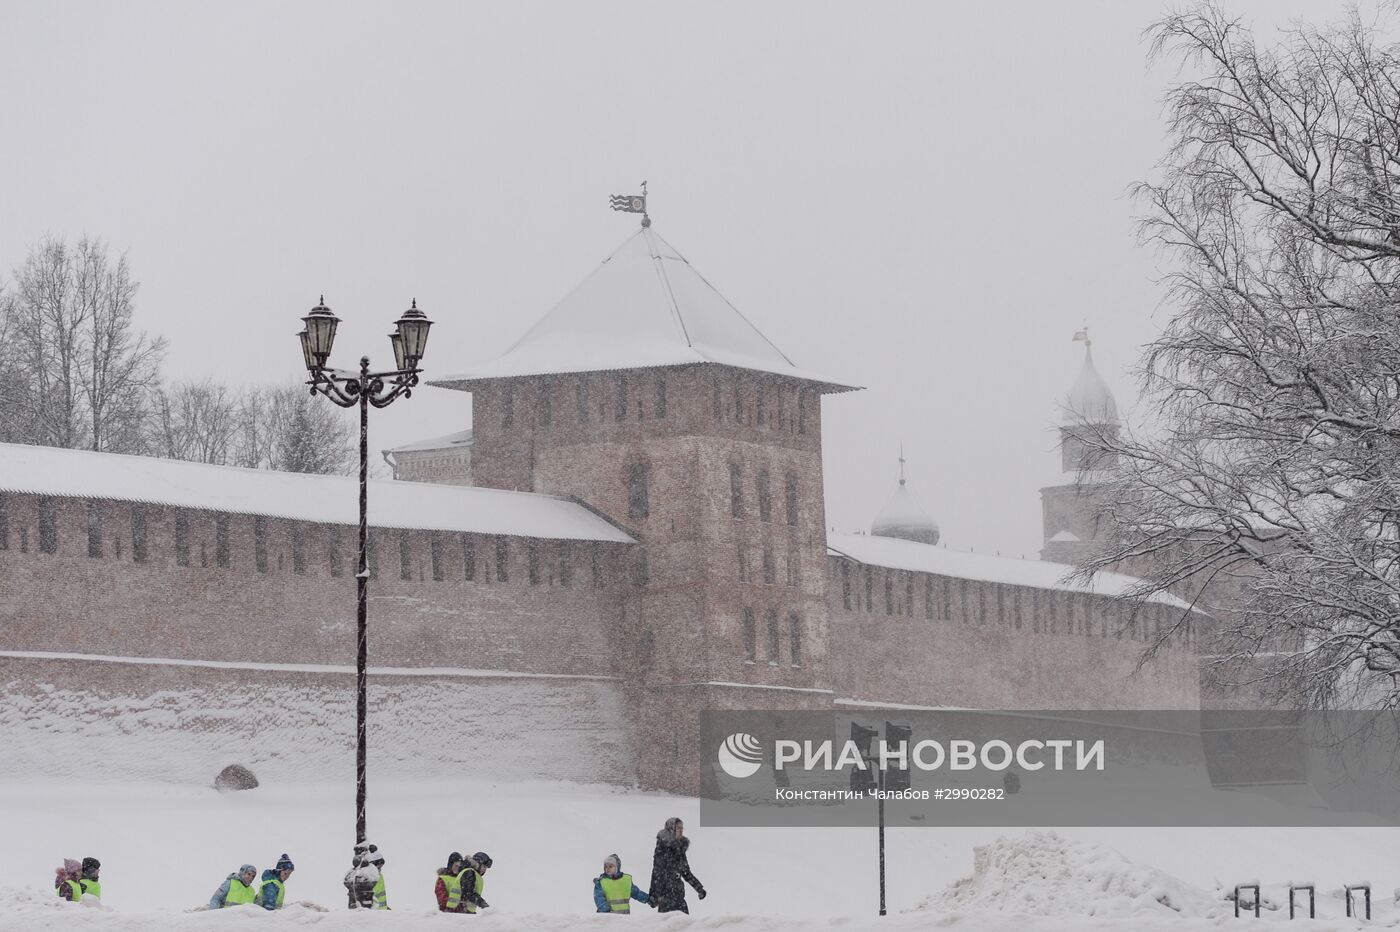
xmin=916 ymin=830 xmax=1223 ymax=919
xmin=1 ymin=676 xmax=633 ymax=785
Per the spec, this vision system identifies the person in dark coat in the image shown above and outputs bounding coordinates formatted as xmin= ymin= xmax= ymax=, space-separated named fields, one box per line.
xmin=648 ymin=817 xmax=705 ymax=914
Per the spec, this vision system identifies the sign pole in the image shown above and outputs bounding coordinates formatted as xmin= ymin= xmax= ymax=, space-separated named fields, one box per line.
xmin=878 ymin=762 xmax=887 ymax=916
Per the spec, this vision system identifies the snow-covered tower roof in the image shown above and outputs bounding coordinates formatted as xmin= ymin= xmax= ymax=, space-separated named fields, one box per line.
xmin=870 ymin=449 xmax=940 ymax=546
xmin=432 ymin=225 xmax=858 ymax=392
xmin=1063 ymin=338 xmax=1119 ymax=425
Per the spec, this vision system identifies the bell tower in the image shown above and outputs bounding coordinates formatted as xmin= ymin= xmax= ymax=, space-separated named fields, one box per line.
xmin=1040 ymin=331 xmax=1121 ymax=565
xmin=433 ymin=222 xmax=859 ymax=790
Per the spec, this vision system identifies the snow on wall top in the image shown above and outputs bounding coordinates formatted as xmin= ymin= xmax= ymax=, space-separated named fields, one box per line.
xmin=386 ymin=428 xmax=474 ymax=454
xmin=0 ymin=442 xmax=635 ymax=543
xmin=432 ymin=226 xmax=860 ymax=392
xmin=827 ymin=532 xmax=1194 ymax=611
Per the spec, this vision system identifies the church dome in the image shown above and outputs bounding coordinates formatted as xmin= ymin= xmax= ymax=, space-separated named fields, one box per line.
xmin=870 ymin=453 xmax=940 ymax=546
xmin=1065 ymin=343 xmax=1119 ymax=425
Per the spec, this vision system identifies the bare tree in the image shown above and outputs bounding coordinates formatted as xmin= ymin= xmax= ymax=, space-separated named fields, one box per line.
xmin=1 ymin=236 xmax=165 ymax=453
xmin=151 ymin=378 xmax=238 ymax=464
xmin=1079 ymin=4 xmax=1400 ymax=709
xmin=232 ymin=381 xmax=354 ymax=475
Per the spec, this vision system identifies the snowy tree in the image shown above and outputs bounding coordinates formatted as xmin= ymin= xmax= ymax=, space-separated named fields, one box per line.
xmin=1078 ymin=4 xmax=1400 ymax=708
xmin=0 ymin=236 xmax=165 ymax=453
xmin=232 ymin=381 xmax=354 ymax=475
xmin=151 ymin=378 xmax=238 ymax=464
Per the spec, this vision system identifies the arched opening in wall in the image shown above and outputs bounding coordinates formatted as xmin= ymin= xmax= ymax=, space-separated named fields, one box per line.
xmin=615 ymin=374 xmax=629 ymax=422
xmin=215 ymin=513 xmax=230 ymax=567
xmin=253 ymin=515 xmax=267 ymax=573
xmin=905 ymin=574 xmax=914 ymax=616
xmin=884 ymin=572 xmax=893 ymax=616
xmin=172 ymin=512 xmax=189 ymax=566
xmin=461 ymin=535 xmax=475 ymax=581
xmin=502 ymin=382 xmax=515 ymax=429
xmin=712 ymin=374 xmax=722 ymax=422
xmin=841 ymin=561 xmax=851 ymax=609
xmin=757 ymin=471 xmax=772 ymax=522
xmin=495 ymin=538 xmax=509 ymax=582
xmin=528 ymin=540 xmax=541 ymax=585
xmin=654 ymin=372 xmax=666 ymax=419
xmin=762 ymin=546 xmax=775 ymax=585
xmin=540 ymin=379 xmax=553 ymax=430
xmin=756 ymin=381 xmax=766 ymax=426
xmin=864 ymin=567 xmax=873 ymax=612
xmin=627 ymin=463 xmax=649 ymax=520
xmin=431 ymin=533 xmax=444 ymax=581
xmin=326 ymin=526 xmax=343 ymax=576
xmin=291 ymin=523 xmax=304 ymax=575
xmin=924 ymin=575 xmax=934 ymax=619
xmin=576 ymin=376 xmax=589 ymax=424
xmin=86 ymin=500 xmax=102 ymax=558
xmin=788 ymin=612 xmax=802 ymax=667
xmin=399 ymin=530 xmax=413 ymax=581
xmin=797 ymin=389 xmax=807 ymax=435
xmin=38 ymin=496 xmax=57 ymax=555
xmin=730 ymin=463 xmax=744 ymax=518
xmin=558 ymin=541 xmax=573 ymax=587
xmin=737 ymin=542 xmax=749 ymax=582
xmin=765 ymin=609 xmax=779 ymax=664
xmin=742 ymin=608 xmax=756 ymax=662
xmin=784 ymin=473 xmax=798 ymax=526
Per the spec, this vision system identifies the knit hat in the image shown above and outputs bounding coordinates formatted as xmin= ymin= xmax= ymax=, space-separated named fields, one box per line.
xmin=447 ymin=851 xmax=464 ymax=870
xmin=472 ymin=851 xmax=493 ymax=868
xmin=81 ymin=857 xmax=101 ymax=874
xmin=275 ymin=853 xmax=295 ymax=872
xmin=603 ymin=853 xmax=621 ymax=872
xmin=239 ymin=864 xmax=257 ymax=876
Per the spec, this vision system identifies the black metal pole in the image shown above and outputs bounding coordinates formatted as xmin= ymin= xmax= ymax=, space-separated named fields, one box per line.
xmin=356 ymin=355 xmax=370 ymax=847
xmin=878 ymin=763 xmax=886 ymax=916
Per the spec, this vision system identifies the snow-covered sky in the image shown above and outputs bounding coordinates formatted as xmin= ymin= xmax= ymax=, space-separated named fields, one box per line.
xmin=0 ymin=0 xmax=1338 ymax=557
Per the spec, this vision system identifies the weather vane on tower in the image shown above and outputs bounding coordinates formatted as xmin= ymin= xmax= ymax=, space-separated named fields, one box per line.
xmin=609 ymin=181 xmax=650 ymax=227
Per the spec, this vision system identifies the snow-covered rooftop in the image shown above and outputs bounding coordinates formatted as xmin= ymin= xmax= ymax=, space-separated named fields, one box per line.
xmin=386 ymin=428 xmax=474 ymax=454
xmin=432 ymin=226 xmax=860 ymax=392
xmin=827 ymin=532 xmax=1194 ymax=610
xmin=0 ymin=442 xmax=635 ymax=543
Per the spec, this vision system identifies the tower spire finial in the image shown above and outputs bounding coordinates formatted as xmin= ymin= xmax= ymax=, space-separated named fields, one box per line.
xmin=898 ymin=442 xmax=906 ymax=486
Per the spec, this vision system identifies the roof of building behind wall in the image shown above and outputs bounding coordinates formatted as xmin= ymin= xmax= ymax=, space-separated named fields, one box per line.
xmin=432 ymin=225 xmax=860 ymax=392
xmin=0 ymin=442 xmax=635 ymax=543
xmin=386 ymin=428 xmax=474 ymax=454
xmin=827 ymin=532 xmax=1195 ymax=611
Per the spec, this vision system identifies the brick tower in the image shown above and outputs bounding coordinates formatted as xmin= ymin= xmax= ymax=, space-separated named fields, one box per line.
xmin=434 ymin=224 xmax=859 ymax=791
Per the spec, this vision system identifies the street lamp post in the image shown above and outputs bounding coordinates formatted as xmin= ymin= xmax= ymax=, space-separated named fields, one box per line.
xmin=297 ymin=296 xmax=432 ymax=846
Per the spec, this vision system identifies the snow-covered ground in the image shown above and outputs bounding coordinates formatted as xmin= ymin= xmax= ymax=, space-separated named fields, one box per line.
xmin=5 ymin=773 xmax=1398 ymax=930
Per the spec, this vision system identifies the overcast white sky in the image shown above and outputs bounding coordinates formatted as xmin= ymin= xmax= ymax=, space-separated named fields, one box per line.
xmin=0 ymin=0 xmax=1342 ymax=558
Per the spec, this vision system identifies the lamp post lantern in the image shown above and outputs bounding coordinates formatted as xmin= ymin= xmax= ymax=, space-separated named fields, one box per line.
xmin=297 ymin=296 xmax=432 ymax=846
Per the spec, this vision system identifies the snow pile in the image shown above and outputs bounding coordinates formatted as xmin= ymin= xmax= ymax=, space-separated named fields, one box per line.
xmin=1 ymin=677 xmax=632 ymax=785
xmin=916 ymin=830 xmax=1223 ymax=919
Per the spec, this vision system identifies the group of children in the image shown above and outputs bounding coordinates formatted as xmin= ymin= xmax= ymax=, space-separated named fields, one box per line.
xmin=51 ymin=816 xmax=706 ymax=915
xmin=52 ymin=857 xmax=101 ymax=903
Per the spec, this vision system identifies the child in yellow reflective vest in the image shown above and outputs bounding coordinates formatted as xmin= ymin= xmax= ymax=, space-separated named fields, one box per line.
xmin=594 ymin=854 xmax=653 ymax=913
